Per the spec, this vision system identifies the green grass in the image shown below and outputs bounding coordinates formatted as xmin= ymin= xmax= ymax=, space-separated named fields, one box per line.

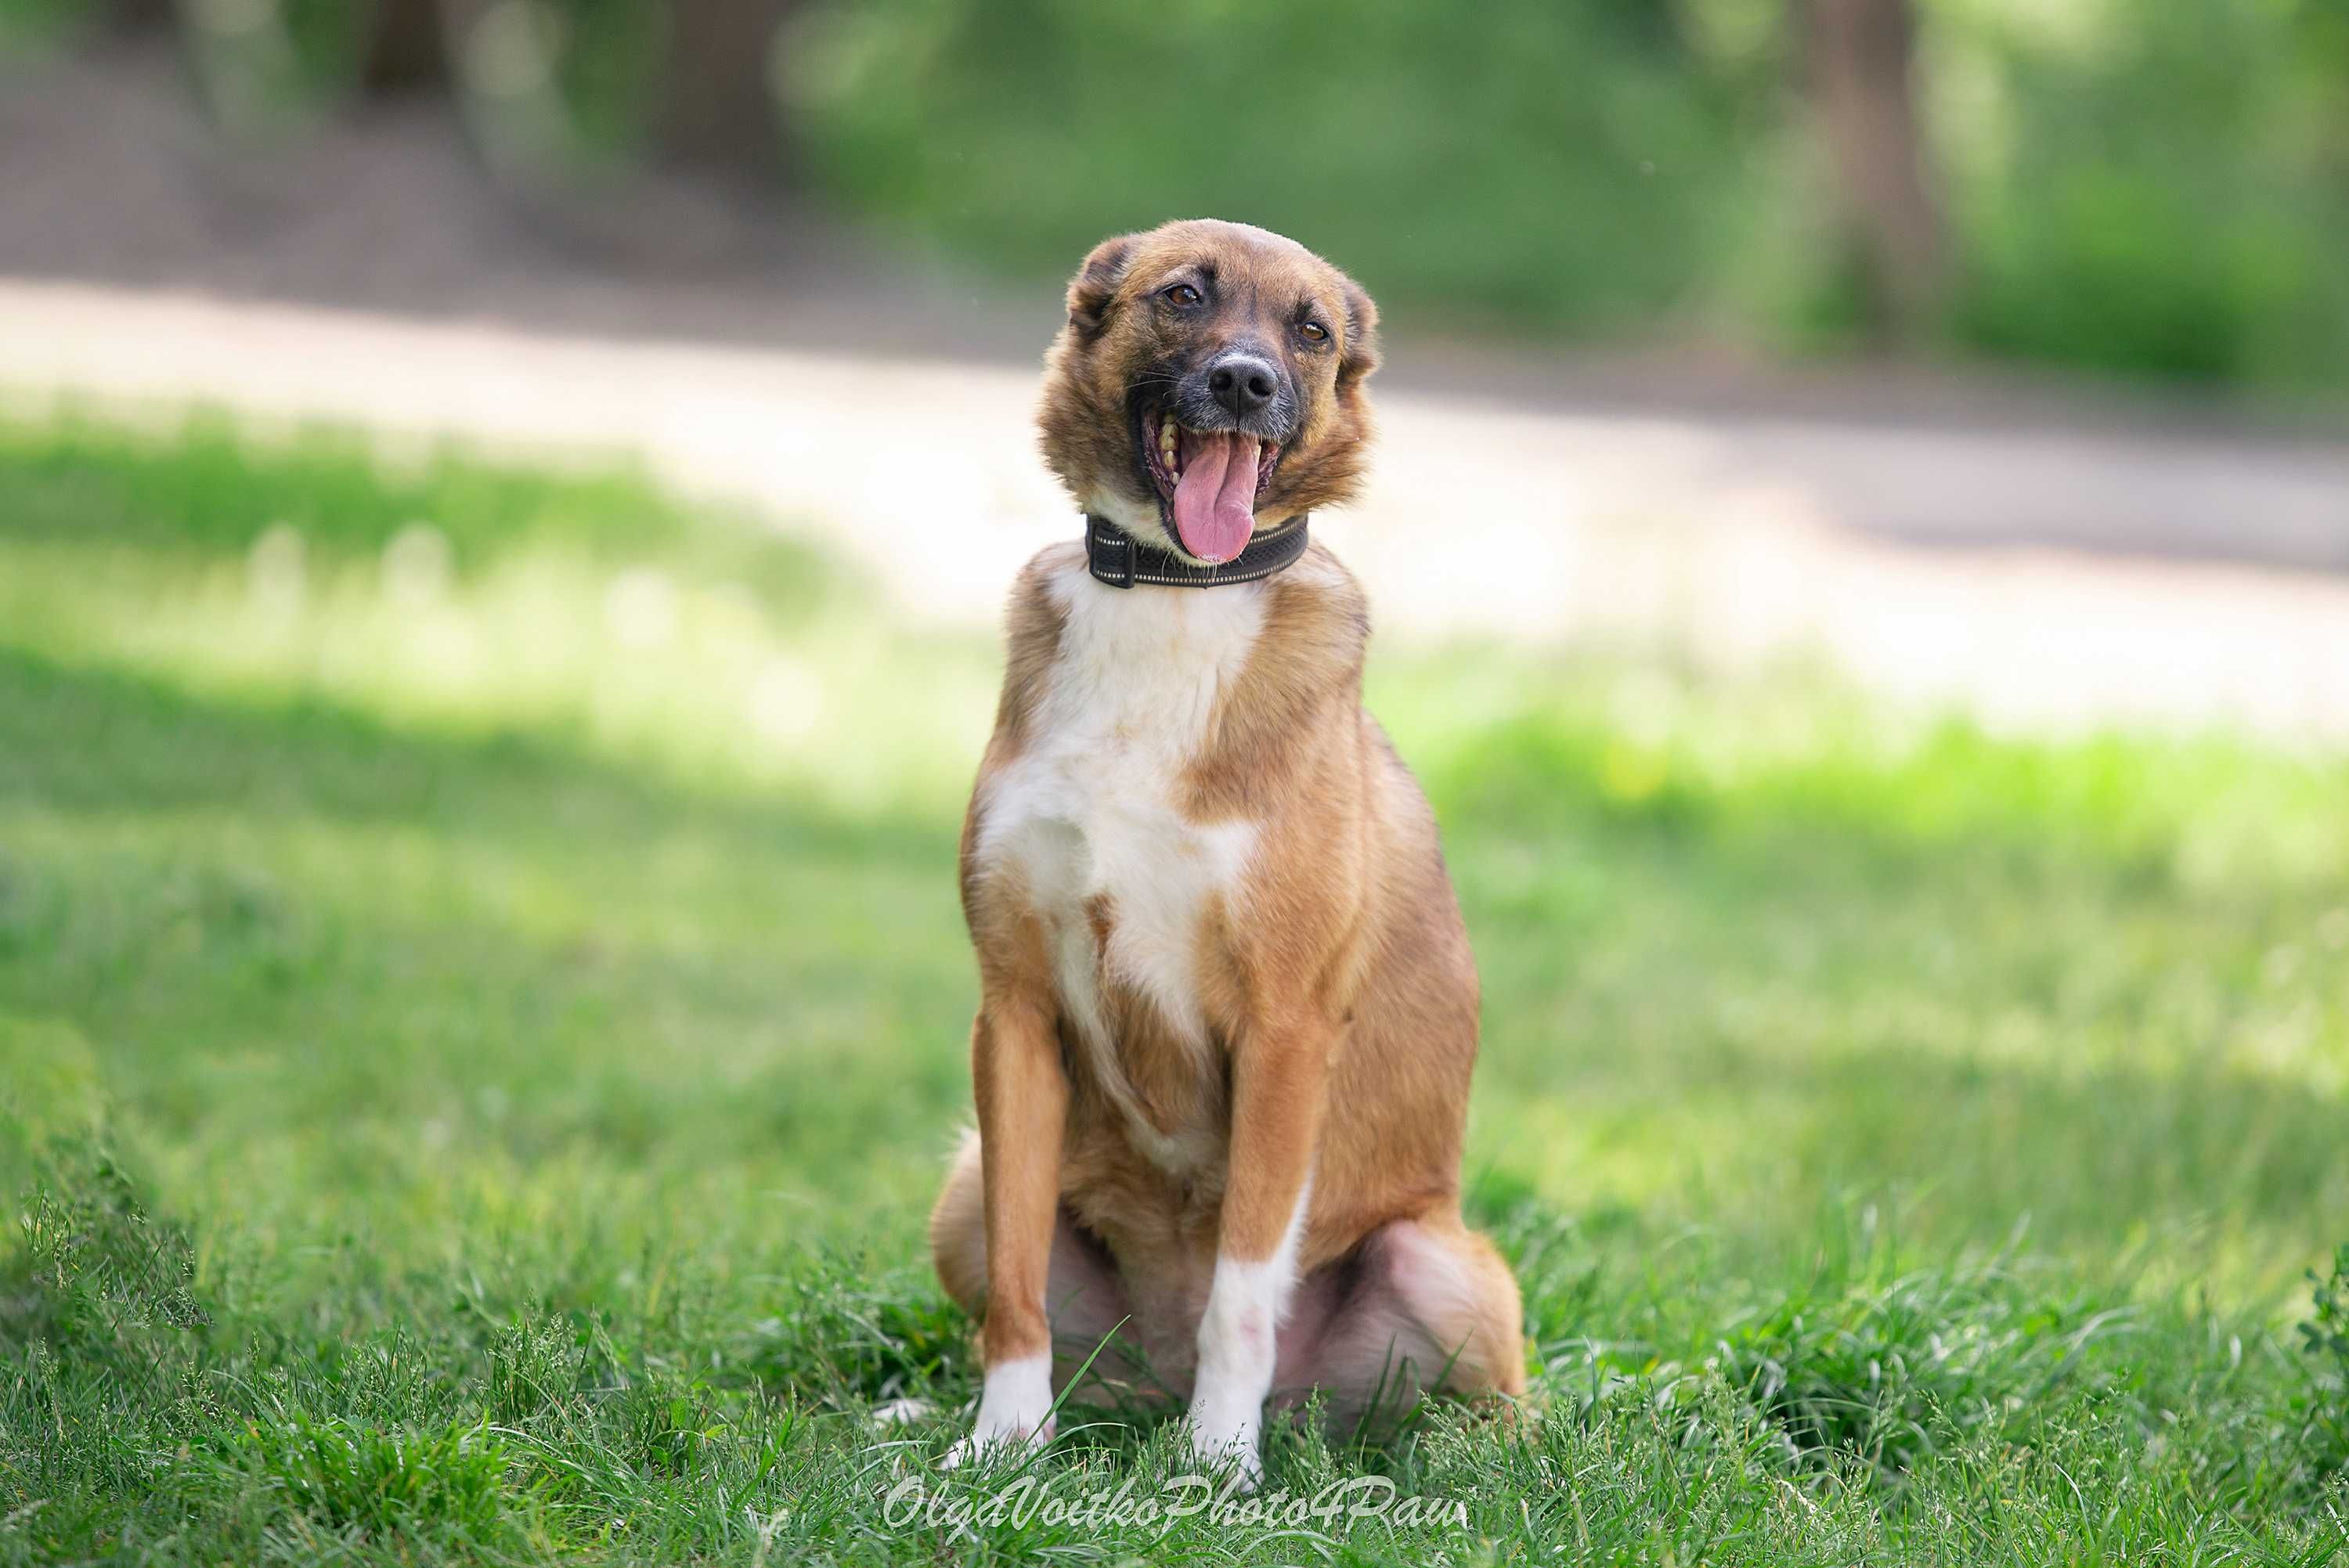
xmin=2 ymin=410 xmax=2347 ymax=1563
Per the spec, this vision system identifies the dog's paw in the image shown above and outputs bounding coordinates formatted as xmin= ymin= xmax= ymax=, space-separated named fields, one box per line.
xmin=944 ymin=1354 xmax=1055 ymax=1469
xmin=1181 ymin=1401 xmax=1264 ymax=1492
xmin=870 ymin=1397 xmax=936 ymax=1426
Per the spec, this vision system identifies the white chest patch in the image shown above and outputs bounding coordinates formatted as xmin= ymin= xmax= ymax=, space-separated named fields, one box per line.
xmin=975 ymin=562 xmax=1265 ymax=1168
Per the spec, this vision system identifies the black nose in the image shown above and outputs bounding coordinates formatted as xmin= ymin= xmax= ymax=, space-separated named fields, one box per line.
xmin=1206 ymin=353 xmax=1279 ymax=418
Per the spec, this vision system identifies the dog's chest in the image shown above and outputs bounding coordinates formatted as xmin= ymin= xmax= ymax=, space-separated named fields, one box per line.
xmin=975 ymin=572 xmax=1265 ymax=1164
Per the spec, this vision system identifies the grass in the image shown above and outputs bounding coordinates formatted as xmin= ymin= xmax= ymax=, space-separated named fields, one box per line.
xmin=2 ymin=409 xmax=2347 ymax=1563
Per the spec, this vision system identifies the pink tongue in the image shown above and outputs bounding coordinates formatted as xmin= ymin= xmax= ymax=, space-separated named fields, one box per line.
xmin=1171 ymin=431 xmax=1260 ymax=563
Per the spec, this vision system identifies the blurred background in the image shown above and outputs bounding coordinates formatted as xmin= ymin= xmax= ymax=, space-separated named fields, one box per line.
xmin=5 ymin=6 xmax=2349 ymax=1557
xmin=6 ymin=0 xmax=2349 ymax=379
xmin=2 ymin=0 xmax=2347 ymax=735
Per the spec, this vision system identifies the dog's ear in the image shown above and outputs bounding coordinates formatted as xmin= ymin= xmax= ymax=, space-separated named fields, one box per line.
xmin=1066 ymin=234 xmax=1138 ymax=339
xmin=1337 ymin=275 xmax=1380 ymax=386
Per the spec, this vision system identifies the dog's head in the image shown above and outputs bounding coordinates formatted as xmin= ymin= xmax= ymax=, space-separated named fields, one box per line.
xmin=1037 ymin=218 xmax=1380 ymax=564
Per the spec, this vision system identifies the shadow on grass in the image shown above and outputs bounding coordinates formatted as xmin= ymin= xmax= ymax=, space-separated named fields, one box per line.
xmin=0 ymin=643 xmax=946 ymax=863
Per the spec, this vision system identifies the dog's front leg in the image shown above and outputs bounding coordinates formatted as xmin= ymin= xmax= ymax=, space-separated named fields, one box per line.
xmin=946 ymin=994 xmax=1069 ymax=1467
xmin=1187 ymin=1011 xmax=1333 ymax=1487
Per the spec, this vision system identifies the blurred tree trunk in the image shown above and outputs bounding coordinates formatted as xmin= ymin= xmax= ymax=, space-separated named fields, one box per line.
xmin=366 ymin=0 xmax=447 ymax=91
xmin=660 ymin=0 xmax=794 ymax=180
xmin=1799 ymin=0 xmax=1947 ymax=341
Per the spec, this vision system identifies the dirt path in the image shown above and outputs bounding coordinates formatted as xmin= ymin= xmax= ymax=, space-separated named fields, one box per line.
xmin=5 ymin=41 xmax=2348 ymax=741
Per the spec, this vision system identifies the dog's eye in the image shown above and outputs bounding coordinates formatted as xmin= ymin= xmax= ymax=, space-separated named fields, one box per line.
xmin=1298 ymin=320 xmax=1330 ymax=344
xmin=1161 ymin=283 xmax=1203 ymax=307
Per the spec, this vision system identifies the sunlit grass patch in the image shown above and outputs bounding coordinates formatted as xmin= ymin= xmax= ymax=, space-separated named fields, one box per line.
xmin=0 ymin=413 xmax=996 ymax=817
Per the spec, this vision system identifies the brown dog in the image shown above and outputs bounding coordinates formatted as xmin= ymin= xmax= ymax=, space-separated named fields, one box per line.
xmin=930 ymin=218 xmax=1523 ymax=1482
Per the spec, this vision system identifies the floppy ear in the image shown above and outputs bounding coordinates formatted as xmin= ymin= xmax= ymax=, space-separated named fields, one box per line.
xmin=1066 ymin=234 xmax=1138 ymax=338
xmin=1337 ymin=276 xmax=1380 ymax=385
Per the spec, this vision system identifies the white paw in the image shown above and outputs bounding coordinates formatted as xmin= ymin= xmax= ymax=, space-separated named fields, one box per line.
xmin=1182 ymin=1399 xmax=1264 ymax=1491
xmin=870 ymin=1397 xmax=935 ymax=1426
xmin=944 ymin=1354 xmax=1055 ymax=1469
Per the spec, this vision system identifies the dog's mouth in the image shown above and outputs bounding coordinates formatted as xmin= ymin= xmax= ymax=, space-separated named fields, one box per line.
xmin=1135 ymin=403 xmax=1283 ymax=565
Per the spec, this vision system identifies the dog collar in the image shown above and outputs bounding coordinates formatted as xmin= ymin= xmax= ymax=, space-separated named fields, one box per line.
xmin=1084 ymin=513 xmax=1310 ymax=589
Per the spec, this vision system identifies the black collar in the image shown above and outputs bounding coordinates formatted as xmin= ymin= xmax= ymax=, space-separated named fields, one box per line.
xmin=1085 ymin=514 xmax=1310 ymax=589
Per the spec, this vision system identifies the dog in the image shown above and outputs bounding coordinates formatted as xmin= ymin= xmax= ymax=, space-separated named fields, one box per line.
xmin=929 ymin=218 xmax=1524 ymax=1483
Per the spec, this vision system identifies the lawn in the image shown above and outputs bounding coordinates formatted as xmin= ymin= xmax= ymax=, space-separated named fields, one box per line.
xmin=2 ymin=410 xmax=2346 ymax=1565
